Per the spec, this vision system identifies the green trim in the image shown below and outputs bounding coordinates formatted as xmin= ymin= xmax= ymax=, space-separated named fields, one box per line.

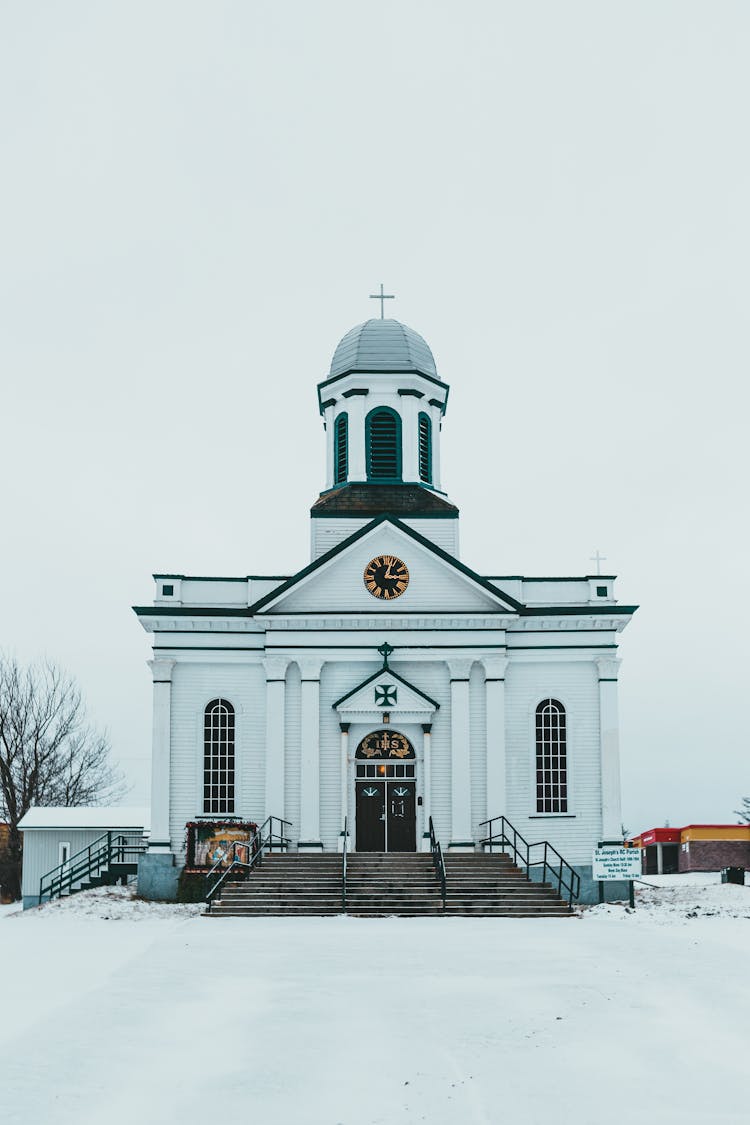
xmin=520 ymin=606 xmax=638 ymax=616
xmin=334 ymin=412 xmax=348 ymax=485
xmin=366 ymin=406 xmax=402 ymax=481
xmin=317 ymin=367 xmax=449 ymax=401
xmin=135 ymin=606 xmax=252 ymax=617
xmin=508 ymin=644 xmax=618 ymax=650
xmin=427 ymin=398 xmax=444 ymax=409
xmin=484 ymin=575 xmax=617 ymax=582
xmin=342 ymin=388 xmax=369 ymax=398
xmin=320 ymin=398 xmax=337 ymax=410
xmin=332 ymin=665 xmax=440 ymax=710
xmin=248 ymin=515 xmax=523 ymax=614
xmin=153 ymin=646 xmax=263 ymax=652
xmin=398 ymin=388 xmax=424 ymax=398
xmin=310 ymin=509 xmax=458 ymax=519
xmin=152 ymin=574 xmax=289 ymax=583
xmin=418 ymin=411 xmax=432 ymax=484
xmin=598 ymin=677 xmax=619 ymax=682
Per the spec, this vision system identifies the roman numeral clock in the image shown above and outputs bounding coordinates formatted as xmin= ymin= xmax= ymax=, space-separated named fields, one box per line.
xmin=363 ymin=555 xmax=409 ymax=600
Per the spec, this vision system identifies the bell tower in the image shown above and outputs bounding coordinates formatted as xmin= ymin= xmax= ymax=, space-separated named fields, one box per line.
xmin=311 ymin=310 xmax=459 ymax=560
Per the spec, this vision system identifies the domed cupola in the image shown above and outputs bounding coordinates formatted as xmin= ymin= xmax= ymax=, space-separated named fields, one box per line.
xmin=329 ymin=318 xmax=438 ymax=379
xmin=311 ymin=304 xmax=458 ymax=560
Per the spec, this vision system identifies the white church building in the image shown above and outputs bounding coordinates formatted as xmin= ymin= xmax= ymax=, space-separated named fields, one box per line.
xmin=135 ymin=310 xmax=637 ymax=902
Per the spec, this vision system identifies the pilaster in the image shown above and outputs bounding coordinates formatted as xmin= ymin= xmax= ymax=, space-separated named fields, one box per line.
xmin=447 ymin=658 xmax=473 ymax=849
xmin=338 ymin=723 xmax=350 ymax=852
xmin=263 ymin=656 xmax=290 ymax=821
xmin=421 ymin=723 xmax=433 ymax=852
xmin=597 ymin=657 xmax=622 ymax=839
xmin=299 ymin=658 xmax=324 ymax=851
xmin=147 ymin=658 xmax=174 ymax=852
xmin=483 ymin=655 xmax=508 ymax=823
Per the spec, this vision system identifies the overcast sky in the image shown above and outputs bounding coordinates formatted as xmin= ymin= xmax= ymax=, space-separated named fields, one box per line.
xmin=1 ymin=2 xmax=748 ymax=832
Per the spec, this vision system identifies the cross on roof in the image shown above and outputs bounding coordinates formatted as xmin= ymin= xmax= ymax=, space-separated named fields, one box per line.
xmin=377 ymin=641 xmax=394 ymax=668
xmin=590 ymin=549 xmax=607 ymax=575
xmin=369 ymin=283 xmax=394 ymax=319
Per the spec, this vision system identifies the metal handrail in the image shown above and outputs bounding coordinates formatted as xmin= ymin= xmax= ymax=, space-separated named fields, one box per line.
xmin=341 ymin=817 xmax=348 ymax=911
xmin=204 ymin=815 xmax=292 ymax=910
xmin=478 ymin=814 xmax=580 ymax=908
xmin=428 ymin=816 xmax=446 ymax=908
xmin=39 ymin=832 xmax=148 ymax=903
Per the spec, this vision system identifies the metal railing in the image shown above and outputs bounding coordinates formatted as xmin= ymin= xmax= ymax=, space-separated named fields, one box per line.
xmin=428 ymin=816 xmax=446 ymax=908
xmin=478 ymin=814 xmax=580 ymax=908
xmin=39 ymin=831 xmax=148 ymax=903
xmin=341 ymin=817 xmax=348 ymax=911
xmin=204 ymin=815 xmax=292 ymax=911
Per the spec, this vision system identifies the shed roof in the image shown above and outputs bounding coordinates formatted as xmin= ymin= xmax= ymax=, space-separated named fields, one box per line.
xmin=18 ymin=806 xmax=149 ymax=831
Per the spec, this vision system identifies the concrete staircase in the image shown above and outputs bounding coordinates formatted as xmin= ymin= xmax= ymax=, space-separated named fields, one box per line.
xmin=207 ymin=851 xmax=572 ymax=918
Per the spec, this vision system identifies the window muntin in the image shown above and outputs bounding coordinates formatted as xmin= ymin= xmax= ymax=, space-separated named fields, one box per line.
xmin=418 ymin=412 xmax=432 ymax=483
xmin=334 ymin=413 xmax=348 ymax=484
xmin=535 ymin=698 xmax=567 ymax=813
xmin=203 ymin=698 xmax=235 ymax=814
xmin=366 ymin=407 xmax=402 ymax=480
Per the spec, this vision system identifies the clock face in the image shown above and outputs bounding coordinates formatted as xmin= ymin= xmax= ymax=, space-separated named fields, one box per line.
xmin=363 ymin=555 xmax=410 ymax=600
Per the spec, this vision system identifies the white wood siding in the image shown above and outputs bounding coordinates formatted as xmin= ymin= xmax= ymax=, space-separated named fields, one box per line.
xmin=504 ymin=659 xmax=601 ymax=864
xmin=470 ymin=660 xmax=488 ymax=836
xmin=284 ymin=662 xmax=302 ymax=845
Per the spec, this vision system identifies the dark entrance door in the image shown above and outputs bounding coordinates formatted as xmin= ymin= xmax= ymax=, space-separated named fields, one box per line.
xmin=387 ymin=782 xmax=416 ymax=851
xmin=356 ymin=782 xmax=385 ymax=851
xmin=355 ymin=780 xmax=416 ymax=851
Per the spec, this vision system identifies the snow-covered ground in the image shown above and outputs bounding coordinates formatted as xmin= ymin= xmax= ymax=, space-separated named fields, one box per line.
xmin=1 ymin=878 xmax=747 ymax=1125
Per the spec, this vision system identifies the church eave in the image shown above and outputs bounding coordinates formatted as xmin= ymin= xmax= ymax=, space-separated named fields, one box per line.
xmin=317 ymin=369 xmax=450 ymax=413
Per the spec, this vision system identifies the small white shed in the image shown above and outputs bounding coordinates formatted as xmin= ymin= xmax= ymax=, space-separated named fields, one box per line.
xmin=19 ymin=806 xmax=149 ymax=909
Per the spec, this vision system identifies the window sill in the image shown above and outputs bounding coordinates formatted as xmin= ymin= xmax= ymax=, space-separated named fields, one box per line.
xmin=528 ymin=814 xmax=576 ymax=819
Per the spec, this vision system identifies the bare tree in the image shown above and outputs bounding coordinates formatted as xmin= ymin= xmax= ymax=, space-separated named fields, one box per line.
xmin=735 ymin=798 xmax=750 ymax=824
xmin=0 ymin=655 xmax=126 ymax=898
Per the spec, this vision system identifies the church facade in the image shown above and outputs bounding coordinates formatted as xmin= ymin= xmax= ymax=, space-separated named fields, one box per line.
xmin=135 ymin=314 xmax=637 ymax=901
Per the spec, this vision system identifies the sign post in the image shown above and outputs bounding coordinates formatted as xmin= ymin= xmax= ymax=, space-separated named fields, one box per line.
xmin=593 ymin=840 xmax=640 ymax=907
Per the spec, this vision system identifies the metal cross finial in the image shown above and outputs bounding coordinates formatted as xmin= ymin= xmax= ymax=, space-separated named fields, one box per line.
xmin=377 ymin=641 xmax=394 ymax=668
xmin=590 ymin=549 xmax=607 ymax=575
xmin=369 ymin=283 xmax=394 ymax=319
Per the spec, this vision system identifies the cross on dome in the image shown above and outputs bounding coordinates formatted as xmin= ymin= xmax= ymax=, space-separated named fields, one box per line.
xmin=369 ymin=283 xmax=394 ymax=319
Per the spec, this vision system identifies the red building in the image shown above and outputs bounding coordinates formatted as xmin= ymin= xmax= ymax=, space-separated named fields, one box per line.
xmin=631 ymin=824 xmax=750 ymax=874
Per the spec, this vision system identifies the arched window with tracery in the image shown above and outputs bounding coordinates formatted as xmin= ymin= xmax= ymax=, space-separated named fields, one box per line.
xmin=366 ymin=407 xmax=402 ymax=480
xmin=418 ymin=411 xmax=432 ymax=483
xmin=203 ymin=698 xmax=235 ymax=814
xmin=535 ymin=699 xmax=567 ymax=813
xmin=334 ymin=412 xmax=348 ymax=484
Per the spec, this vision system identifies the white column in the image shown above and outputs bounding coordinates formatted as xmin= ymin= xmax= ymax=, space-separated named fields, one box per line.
xmin=448 ymin=659 xmax=473 ymax=848
xmin=421 ymin=723 xmax=433 ymax=852
xmin=147 ymin=658 xmax=174 ymax=852
xmin=400 ymin=393 xmax=420 ymax=481
xmin=323 ymin=403 xmax=335 ymax=489
xmin=429 ymin=402 xmax=442 ymax=490
xmin=338 ymin=723 xmax=350 ymax=852
xmin=263 ymin=657 xmax=289 ymax=820
xmin=483 ymin=656 xmax=508 ymax=822
xmin=346 ymin=391 xmax=368 ymax=480
xmin=597 ymin=658 xmax=623 ymax=839
xmin=299 ymin=658 xmax=324 ymax=850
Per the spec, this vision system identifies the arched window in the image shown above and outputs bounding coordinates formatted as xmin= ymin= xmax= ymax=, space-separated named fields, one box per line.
xmin=334 ymin=413 xmax=348 ymax=484
xmin=203 ymin=699 xmax=235 ymax=814
xmin=366 ymin=407 xmax=402 ymax=480
xmin=535 ymin=699 xmax=567 ymax=813
xmin=418 ymin=412 xmax=432 ymax=483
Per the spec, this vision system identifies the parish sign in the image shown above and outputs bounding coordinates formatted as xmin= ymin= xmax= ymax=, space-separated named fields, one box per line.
xmin=592 ymin=846 xmax=641 ymax=881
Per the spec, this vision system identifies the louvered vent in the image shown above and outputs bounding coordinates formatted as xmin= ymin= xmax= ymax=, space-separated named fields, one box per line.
xmin=367 ymin=409 xmax=401 ymax=479
xmin=334 ymin=413 xmax=348 ymax=484
xmin=418 ymin=413 xmax=431 ymax=482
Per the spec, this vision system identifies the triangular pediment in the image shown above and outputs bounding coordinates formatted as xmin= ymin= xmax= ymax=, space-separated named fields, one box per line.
xmin=333 ymin=665 xmax=438 ymax=723
xmin=251 ymin=517 xmax=521 ymax=616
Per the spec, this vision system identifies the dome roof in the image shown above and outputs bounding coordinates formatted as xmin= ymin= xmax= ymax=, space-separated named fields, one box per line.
xmin=329 ymin=318 xmax=437 ymax=379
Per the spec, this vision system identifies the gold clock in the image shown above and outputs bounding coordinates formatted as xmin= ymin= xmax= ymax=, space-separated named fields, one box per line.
xmin=363 ymin=555 xmax=409 ymax=600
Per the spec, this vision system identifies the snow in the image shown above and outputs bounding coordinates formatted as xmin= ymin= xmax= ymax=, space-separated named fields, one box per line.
xmin=17 ymin=805 xmax=149 ymax=830
xmin=1 ymin=878 xmax=747 ymax=1125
